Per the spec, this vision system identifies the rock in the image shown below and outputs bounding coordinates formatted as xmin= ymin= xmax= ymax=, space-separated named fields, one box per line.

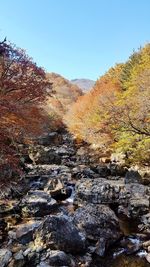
xmin=138 ymin=167 xmax=150 ymax=185
xmin=35 ymin=214 xmax=86 ymax=253
xmin=44 ymin=178 xmax=74 ymax=201
xmin=95 ymin=165 xmax=111 ymax=177
xmin=8 ymin=259 xmax=25 ymax=267
xmin=26 ymin=164 xmax=71 ymax=178
xmin=27 ymin=251 xmax=40 ymax=266
xmin=10 ymin=244 xmax=24 ymax=254
xmin=14 ymin=250 xmax=24 ymax=260
xmin=26 ymin=175 xmax=49 ymax=191
xmin=79 ymin=253 xmax=92 ymax=267
xmin=75 ymin=178 xmax=128 ymax=205
xmin=143 ymin=240 xmax=150 ymax=249
xmin=0 ymin=200 xmax=19 ymax=215
xmin=111 ymin=152 xmax=126 ymax=165
xmin=47 ymin=250 xmax=73 ymax=266
xmin=126 ymin=183 xmax=150 ymax=219
xmin=55 ymin=146 xmax=75 ymax=157
xmin=109 ymin=163 xmax=127 ymax=176
xmin=45 ymin=178 xmax=74 ymax=201
xmin=76 ymin=147 xmax=87 ymax=156
xmin=126 ymin=183 xmax=150 ymax=198
xmin=100 ymin=158 xmax=111 ymax=164
xmin=72 ymin=165 xmax=94 ymax=180
xmin=12 ymin=250 xmax=25 ymax=267
xmin=2 ymin=131 xmax=150 ymax=265
xmin=8 ymin=230 xmax=17 ymax=240
xmin=23 ymin=248 xmax=32 ymax=257
xmin=145 ymin=253 xmax=150 ymax=263
xmin=81 ymin=168 xmax=98 ymax=179
xmin=95 ymin=238 xmax=107 ymax=257
xmin=139 ymin=213 xmax=150 ymax=234
xmin=21 ymin=190 xmax=57 ymax=217
xmin=4 ymin=214 xmax=21 ymax=231
xmin=73 ymin=204 xmax=121 ymax=256
xmin=44 ymin=178 xmax=64 ymax=193
xmin=50 ymin=187 xmax=72 ymax=202
xmin=125 ymin=170 xmax=142 ymax=184
xmin=34 ymin=132 xmax=63 ymax=146
xmin=119 ymin=236 xmax=142 ymax=254
xmin=29 ymin=147 xmax=61 ymax=165
xmin=0 ymin=249 xmax=12 ymax=267
xmin=15 ymin=221 xmax=42 ymax=244
xmin=128 ymin=198 xmax=149 ymax=218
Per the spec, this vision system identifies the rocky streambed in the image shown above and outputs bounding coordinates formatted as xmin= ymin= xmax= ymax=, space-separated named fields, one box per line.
xmin=0 ymin=131 xmax=150 ymax=267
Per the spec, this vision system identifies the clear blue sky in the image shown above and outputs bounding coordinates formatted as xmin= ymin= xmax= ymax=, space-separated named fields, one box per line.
xmin=0 ymin=0 xmax=149 ymax=80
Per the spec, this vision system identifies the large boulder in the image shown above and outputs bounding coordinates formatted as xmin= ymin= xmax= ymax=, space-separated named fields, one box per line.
xmin=75 ymin=178 xmax=128 ymax=205
xmin=21 ymin=190 xmax=57 ymax=217
xmin=75 ymin=178 xmax=150 ymax=221
xmin=35 ymin=215 xmax=86 ymax=254
xmin=73 ymin=204 xmax=122 ymax=256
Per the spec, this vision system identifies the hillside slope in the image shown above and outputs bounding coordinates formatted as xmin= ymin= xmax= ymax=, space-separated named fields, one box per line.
xmin=71 ymin=78 xmax=95 ymax=92
xmin=45 ymin=73 xmax=83 ymax=116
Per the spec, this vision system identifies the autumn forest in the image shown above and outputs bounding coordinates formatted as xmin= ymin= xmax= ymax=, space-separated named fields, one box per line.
xmin=65 ymin=44 xmax=150 ymax=165
xmin=0 ymin=40 xmax=150 ymax=189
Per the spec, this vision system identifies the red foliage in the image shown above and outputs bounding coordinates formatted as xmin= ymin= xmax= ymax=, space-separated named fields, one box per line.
xmin=0 ymin=40 xmax=51 ymax=184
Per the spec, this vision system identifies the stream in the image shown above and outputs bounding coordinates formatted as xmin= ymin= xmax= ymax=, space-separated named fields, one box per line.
xmin=0 ymin=131 xmax=150 ymax=267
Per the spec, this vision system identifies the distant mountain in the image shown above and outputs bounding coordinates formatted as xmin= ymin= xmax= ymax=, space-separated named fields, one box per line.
xmin=70 ymin=79 xmax=95 ymax=92
xmin=45 ymin=73 xmax=83 ymax=116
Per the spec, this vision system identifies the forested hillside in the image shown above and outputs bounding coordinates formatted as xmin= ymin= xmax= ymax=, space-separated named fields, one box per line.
xmin=0 ymin=40 xmax=82 ymax=188
xmin=65 ymin=44 xmax=150 ymax=165
xmin=45 ymin=72 xmax=82 ymax=116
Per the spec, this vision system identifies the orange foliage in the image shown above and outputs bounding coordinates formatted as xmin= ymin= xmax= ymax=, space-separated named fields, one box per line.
xmin=0 ymin=40 xmax=52 ymax=183
xmin=65 ymin=67 xmax=121 ymax=147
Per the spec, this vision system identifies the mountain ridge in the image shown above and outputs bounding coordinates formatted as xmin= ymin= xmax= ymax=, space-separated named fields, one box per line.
xmin=70 ymin=78 xmax=95 ymax=92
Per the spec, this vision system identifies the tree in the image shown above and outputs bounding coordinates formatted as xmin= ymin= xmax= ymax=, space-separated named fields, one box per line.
xmin=66 ymin=44 xmax=150 ymax=164
xmin=110 ymin=46 xmax=150 ymax=163
xmin=0 ymin=39 xmax=51 ymax=186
